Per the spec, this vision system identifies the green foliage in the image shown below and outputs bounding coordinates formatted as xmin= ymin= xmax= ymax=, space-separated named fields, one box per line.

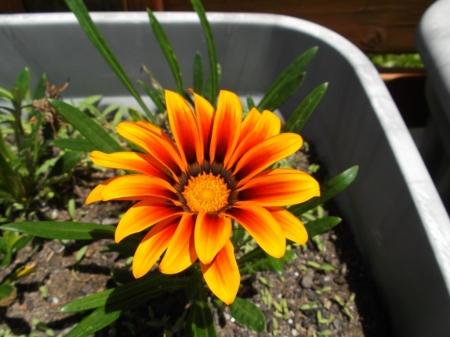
xmin=229 ymin=297 xmax=266 ymax=333
xmin=368 ymin=53 xmax=423 ymax=68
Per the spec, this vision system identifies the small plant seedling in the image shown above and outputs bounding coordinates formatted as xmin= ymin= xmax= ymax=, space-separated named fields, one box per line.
xmin=307 ymin=261 xmax=335 ymax=272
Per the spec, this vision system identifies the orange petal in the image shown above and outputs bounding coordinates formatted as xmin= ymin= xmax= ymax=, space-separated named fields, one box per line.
xmin=234 ymin=133 xmax=303 ymax=187
xmin=209 ymin=90 xmax=242 ymax=165
xmin=132 ymin=218 xmax=179 ymax=278
xmin=237 ymin=168 xmax=320 ymax=206
xmin=85 ymin=177 xmax=120 ymax=205
xmin=192 ymin=91 xmax=214 ymax=161
xmin=200 ymin=240 xmax=240 ymax=305
xmin=101 ymin=174 xmax=178 ymax=202
xmin=195 ymin=213 xmax=231 ymax=264
xmin=90 ymin=151 xmax=169 ymax=181
xmin=159 ymin=213 xmax=198 ymax=274
xmin=115 ymin=198 xmax=183 ymax=242
xmin=117 ymin=121 xmax=184 ymax=176
xmin=227 ymin=110 xmax=281 ymax=169
xmin=166 ymin=90 xmax=203 ymax=165
xmin=226 ymin=204 xmax=285 ymax=258
xmin=268 ymin=207 xmax=308 ymax=244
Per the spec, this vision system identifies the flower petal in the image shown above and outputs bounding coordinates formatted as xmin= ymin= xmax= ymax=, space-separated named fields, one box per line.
xmin=159 ymin=213 xmax=198 ymax=274
xmin=101 ymin=174 xmax=178 ymax=202
xmin=166 ymin=90 xmax=203 ymax=165
xmin=192 ymin=91 xmax=214 ymax=161
xmin=117 ymin=121 xmax=184 ymax=176
xmin=132 ymin=218 xmax=179 ymax=278
xmin=195 ymin=213 xmax=231 ymax=264
xmin=209 ymin=90 xmax=242 ymax=165
xmin=268 ymin=207 xmax=308 ymax=244
xmin=115 ymin=198 xmax=183 ymax=242
xmin=85 ymin=177 xmax=120 ymax=205
xmin=90 ymin=151 xmax=169 ymax=181
xmin=237 ymin=168 xmax=320 ymax=206
xmin=227 ymin=110 xmax=281 ymax=169
xmin=200 ymin=240 xmax=240 ymax=305
xmin=226 ymin=204 xmax=285 ymax=258
xmin=234 ymin=133 xmax=303 ymax=187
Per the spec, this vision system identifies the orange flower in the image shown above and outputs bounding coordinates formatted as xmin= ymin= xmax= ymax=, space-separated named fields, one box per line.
xmin=86 ymin=90 xmax=320 ymax=304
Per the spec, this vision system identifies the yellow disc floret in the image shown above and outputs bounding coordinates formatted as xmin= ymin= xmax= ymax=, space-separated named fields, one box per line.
xmin=183 ymin=172 xmax=230 ymax=213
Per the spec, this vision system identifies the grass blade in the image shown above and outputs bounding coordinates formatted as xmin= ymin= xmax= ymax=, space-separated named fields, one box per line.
xmin=191 ymin=0 xmax=218 ymax=106
xmin=51 ymin=138 xmax=97 ymax=152
xmin=65 ymin=0 xmax=153 ymax=120
xmin=193 ymin=52 xmax=204 ymax=95
xmin=137 ymin=80 xmax=166 ymax=113
xmin=0 ymin=221 xmax=115 ymax=240
xmin=66 ymin=306 xmax=121 ymax=337
xmin=282 ymin=83 xmax=328 ymax=133
xmin=49 ymin=99 xmax=123 ymax=153
xmin=147 ymin=8 xmax=185 ymax=97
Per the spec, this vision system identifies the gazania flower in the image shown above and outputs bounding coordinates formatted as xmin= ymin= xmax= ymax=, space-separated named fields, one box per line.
xmin=86 ymin=89 xmax=320 ymax=304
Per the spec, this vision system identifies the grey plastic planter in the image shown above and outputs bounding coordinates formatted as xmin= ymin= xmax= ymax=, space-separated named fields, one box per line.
xmin=1 ymin=12 xmax=450 ymax=337
xmin=416 ymin=0 xmax=450 ymax=213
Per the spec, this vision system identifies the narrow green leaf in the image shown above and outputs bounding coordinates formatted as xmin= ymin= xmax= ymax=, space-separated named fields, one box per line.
xmin=75 ymin=245 xmax=88 ymax=263
xmin=266 ymin=250 xmax=297 ymax=274
xmin=65 ymin=0 xmax=153 ymax=119
xmin=185 ymin=269 xmax=202 ymax=303
xmin=246 ymin=96 xmax=256 ymax=110
xmin=191 ymin=0 xmax=218 ymax=106
xmin=79 ymin=102 xmax=108 ymax=125
xmin=305 ymin=216 xmax=341 ymax=237
xmin=290 ymin=166 xmax=359 ymax=217
xmin=47 ymin=151 xmax=82 ymax=178
xmin=101 ymin=104 xmax=119 ymax=118
xmin=260 ymin=73 xmax=305 ymax=111
xmin=11 ymin=67 xmax=30 ymax=103
xmin=33 ymin=73 xmax=47 ymax=101
xmin=67 ymin=306 xmax=122 ymax=337
xmin=282 ymin=83 xmax=328 ymax=133
xmin=49 ymin=99 xmax=122 ymax=153
xmin=186 ymin=280 xmax=217 ymax=337
xmin=11 ymin=234 xmax=33 ymax=252
xmin=80 ymin=95 xmax=102 ymax=106
xmin=128 ymin=107 xmax=145 ymax=122
xmin=203 ymin=64 xmax=221 ymax=105
xmin=137 ymin=80 xmax=165 ymax=113
xmin=0 ymin=87 xmax=13 ymax=101
xmin=112 ymin=107 xmax=128 ymax=127
xmin=229 ymin=297 xmax=266 ymax=333
xmin=61 ymin=273 xmax=187 ymax=312
xmin=0 ymin=284 xmax=15 ymax=299
xmin=258 ymin=47 xmax=318 ymax=111
xmin=147 ymin=8 xmax=185 ymax=96
xmin=0 ymin=221 xmax=115 ymax=240
xmin=193 ymin=52 xmax=204 ymax=95
xmin=51 ymin=139 xmax=96 ymax=152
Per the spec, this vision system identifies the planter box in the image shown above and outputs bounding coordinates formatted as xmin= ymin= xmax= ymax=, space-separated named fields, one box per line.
xmin=1 ymin=12 xmax=450 ymax=336
xmin=416 ymin=0 xmax=450 ymax=213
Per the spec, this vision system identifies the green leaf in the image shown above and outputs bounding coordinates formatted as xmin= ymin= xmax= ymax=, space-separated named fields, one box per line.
xmin=128 ymin=107 xmax=145 ymax=122
xmin=0 ymin=284 xmax=15 ymax=299
xmin=193 ymin=52 xmax=204 ymax=95
xmin=229 ymin=297 xmax=266 ymax=333
xmin=257 ymin=47 xmax=318 ymax=111
xmin=47 ymin=151 xmax=82 ymax=178
xmin=61 ymin=273 xmax=187 ymax=312
xmin=67 ymin=306 xmax=122 ymax=337
xmin=185 ymin=269 xmax=202 ymax=303
xmin=33 ymin=73 xmax=48 ymax=101
xmin=49 ymin=99 xmax=123 ymax=153
xmin=191 ymin=0 xmax=218 ymax=106
xmin=0 ymin=221 xmax=115 ymax=240
xmin=80 ymin=95 xmax=102 ymax=106
xmin=65 ymin=0 xmax=153 ymax=120
xmin=290 ymin=166 xmax=359 ymax=217
xmin=246 ymin=96 xmax=256 ymax=110
xmin=51 ymin=138 xmax=96 ymax=152
xmin=263 ymin=73 xmax=305 ymax=111
xmin=11 ymin=234 xmax=33 ymax=252
xmin=112 ymin=107 xmax=128 ymax=127
xmin=0 ymin=128 xmax=15 ymax=161
xmin=11 ymin=67 xmax=30 ymax=103
xmin=305 ymin=217 xmax=341 ymax=238
xmin=282 ymin=82 xmax=328 ymax=133
xmin=0 ymin=87 xmax=13 ymax=101
xmin=266 ymin=250 xmax=297 ymax=274
xmin=137 ymin=80 xmax=165 ymax=113
xmin=75 ymin=245 xmax=88 ymax=263
xmin=147 ymin=8 xmax=185 ymax=97
xmin=186 ymin=279 xmax=217 ymax=337
xmin=102 ymin=233 xmax=143 ymax=256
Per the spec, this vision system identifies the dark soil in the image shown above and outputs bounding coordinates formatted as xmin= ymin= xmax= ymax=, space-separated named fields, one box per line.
xmin=0 ymin=152 xmax=391 ymax=337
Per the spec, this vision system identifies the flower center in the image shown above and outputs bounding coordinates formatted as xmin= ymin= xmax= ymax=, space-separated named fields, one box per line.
xmin=182 ymin=172 xmax=230 ymax=213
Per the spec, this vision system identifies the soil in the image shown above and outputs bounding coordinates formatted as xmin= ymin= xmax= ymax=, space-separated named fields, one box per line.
xmin=0 ymin=152 xmax=391 ymax=337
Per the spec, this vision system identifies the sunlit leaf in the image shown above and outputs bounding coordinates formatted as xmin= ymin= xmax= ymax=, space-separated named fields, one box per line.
xmin=65 ymin=0 xmax=153 ymax=120
xmin=51 ymin=139 xmax=96 ymax=152
xmin=67 ymin=306 xmax=122 ymax=337
xmin=290 ymin=166 xmax=359 ymax=217
xmin=49 ymin=99 xmax=123 ymax=153
xmin=304 ymin=216 xmax=341 ymax=238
